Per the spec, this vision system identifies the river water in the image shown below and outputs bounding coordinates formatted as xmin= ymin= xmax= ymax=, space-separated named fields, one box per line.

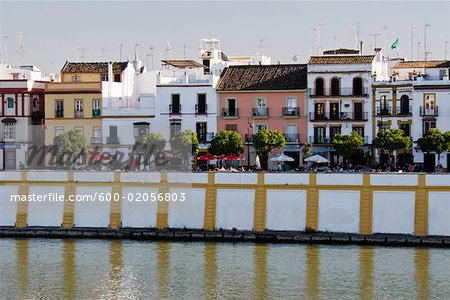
xmin=0 ymin=238 xmax=449 ymax=299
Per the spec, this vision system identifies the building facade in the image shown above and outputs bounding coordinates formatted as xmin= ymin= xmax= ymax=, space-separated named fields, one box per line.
xmin=216 ymin=64 xmax=308 ymax=169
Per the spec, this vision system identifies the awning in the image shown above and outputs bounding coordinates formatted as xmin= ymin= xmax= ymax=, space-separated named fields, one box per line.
xmin=1 ymin=118 xmax=17 ymax=123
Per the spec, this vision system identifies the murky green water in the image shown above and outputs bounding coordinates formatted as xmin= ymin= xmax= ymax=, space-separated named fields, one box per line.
xmin=0 ymin=239 xmax=449 ymax=299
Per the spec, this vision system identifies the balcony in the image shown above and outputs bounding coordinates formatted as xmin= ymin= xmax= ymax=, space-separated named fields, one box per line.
xmin=309 ymin=112 xmax=368 ymax=122
xmin=309 ymin=136 xmax=331 ymax=144
xmin=106 ymin=136 xmax=120 ymax=144
xmin=252 ymin=107 xmax=269 ymax=118
xmin=282 ymin=107 xmax=300 ymax=117
xmin=396 ymin=106 xmax=413 ymax=116
xmin=376 ymin=106 xmax=392 ymax=116
xmin=420 ymin=106 xmax=439 ymax=117
xmin=309 ymin=87 xmax=369 ymax=97
xmin=198 ymin=132 xmax=215 ymax=143
xmin=74 ymin=110 xmax=83 ymax=118
xmin=55 ymin=110 xmax=64 ymax=118
xmin=195 ymin=104 xmax=208 ymax=115
xmin=92 ymin=109 xmax=101 ymax=117
xmin=91 ymin=136 xmax=102 ymax=144
xmin=222 ymin=108 xmax=239 ymax=118
xmin=284 ymin=133 xmax=300 ymax=143
xmin=169 ymin=104 xmax=181 ymax=115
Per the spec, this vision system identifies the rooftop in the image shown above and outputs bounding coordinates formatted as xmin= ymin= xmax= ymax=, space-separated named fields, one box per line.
xmin=216 ymin=64 xmax=307 ymax=91
xmin=323 ymin=48 xmax=361 ymax=55
xmin=161 ymin=60 xmax=205 ymax=69
xmin=393 ymin=60 xmax=450 ymax=69
xmin=61 ymin=62 xmax=128 ymax=73
xmin=308 ymin=55 xmax=375 ymax=65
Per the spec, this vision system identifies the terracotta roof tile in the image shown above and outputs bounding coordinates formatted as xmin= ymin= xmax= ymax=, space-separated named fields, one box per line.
xmin=61 ymin=62 xmax=127 ymax=73
xmin=323 ymin=48 xmax=360 ymax=55
xmin=216 ymin=64 xmax=307 ymax=91
xmin=308 ymin=55 xmax=375 ymax=64
xmin=393 ymin=60 xmax=450 ymax=69
xmin=161 ymin=60 xmax=205 ymax=69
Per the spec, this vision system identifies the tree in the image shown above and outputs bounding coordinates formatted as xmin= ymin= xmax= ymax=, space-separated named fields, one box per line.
xmin=252 ymin=129 xmax=286 ymax=170
xmin=135 ymin=132 xmax=166 ymax=166
xmin=332 ymin=132 xmax=364 ymax=166
xmin=170 ymin=130 xmax=199 ymax=167
xmin=373 ymin=128 xmax=411 ymax=169
xmin=416 ymin=128 xmax=448 ymax=167
xmin=53 ymin=129 xmax=87 ymax=166
xmin=303 ymin=143 xmax=312 ymax=158
xmin=208 ymin=130 xmax=243 ymax=156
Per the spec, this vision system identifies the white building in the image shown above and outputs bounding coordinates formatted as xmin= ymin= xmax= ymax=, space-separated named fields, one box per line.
xmin=373 ymin=60 xmax=450 ymax=170
xmin=307 ymin=48 xmax=385 ymax=164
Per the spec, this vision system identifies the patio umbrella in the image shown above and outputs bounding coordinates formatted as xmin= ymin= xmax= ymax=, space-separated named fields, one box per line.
xmin=197 ymin=153 xmax=216 ymax=160
xmin=221 ymin=154 xmax=242 ymax=161
xmin=270 ymin=153 xmax=294 ymax=162
xmin=255 ymin=155 xmax=261 ymax=169
xmin=92 ymin=153 xmax=113 ymax=161
xmin=304 ymin=154 xmax=328 ymax=163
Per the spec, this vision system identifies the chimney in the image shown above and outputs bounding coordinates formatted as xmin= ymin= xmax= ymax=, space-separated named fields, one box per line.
xmin=359 ymin=41 xmax=364 ymax=55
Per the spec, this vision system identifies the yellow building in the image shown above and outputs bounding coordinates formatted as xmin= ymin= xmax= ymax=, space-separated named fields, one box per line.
xmin=44 ymin=62 xmax=126 ymax=166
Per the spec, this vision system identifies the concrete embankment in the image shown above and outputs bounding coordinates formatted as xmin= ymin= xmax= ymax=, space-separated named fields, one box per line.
xmin=1 ymin=227 xmax=450 ymax=248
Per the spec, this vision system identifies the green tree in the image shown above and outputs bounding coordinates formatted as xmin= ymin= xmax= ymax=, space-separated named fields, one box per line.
xmin=170 ymin=130 xmax=199 ymax=166
xmin=135 ymin=132 xmax=166 ymax=166
xmin=417 ymin=128 xmax=447 ymax=167
xmin=373 ymin=128 xmax=411 ymax=169
xmin=252 ymin=129 xmax=286 ymax=170
xmin=332 ymin=132 xmax=365 ymax=166
xmin=303 ymin=143 xmax=312 ymax=158
xmin=53 ymin=129 xmax=87 ymax=166
xmin=208 ymin=130 xmax=243 ymax=156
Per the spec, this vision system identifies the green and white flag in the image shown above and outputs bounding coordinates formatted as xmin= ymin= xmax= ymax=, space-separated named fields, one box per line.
xmin=391 ymin=38 xmax=399 ymax=50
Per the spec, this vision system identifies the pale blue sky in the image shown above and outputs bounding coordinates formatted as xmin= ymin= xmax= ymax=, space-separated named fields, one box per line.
xmin=1 ymin=1 xmax=449 ymax=73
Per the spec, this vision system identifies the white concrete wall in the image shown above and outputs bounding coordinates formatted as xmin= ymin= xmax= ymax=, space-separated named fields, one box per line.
xmin=121 ymin=187 xmax=158 ymax=228
xmin=266 ymin=190 xmax=306 ymax=230
xmin=168 ymin=188 xmax=205 ymax=229
xmin=426 ymin=175 xmax=450 ymax=186
xmin=27 ymin=171 xmax=68 ymax=182
xmin=428 ymin=192 xmax=450 ymax=236
xmin=168 ymin=172 xmax=208 ymax=184
xmin=74 ymin=187 xmax=112 ymax=228
xmin=318 ymin=190 xmax=360 ymax=233
xmin=0 ymin=186 xmax=19 ymax=226
xmin=27 ymin=186 xmax=65 ymax=227
xmin=215 ymin=173 xmax=257 ymax=184
xmin=372 ymin=191 xmax=415 ymax=234
xmin=371 ymin=174 xmax=418 ymax=186
xmin=74 ymin=172 xmax=115 ymax=182
xmin=264 ymin=174 xmax=309 ymax=185
xmin=216 ymin=189 xmax=255 ymax=230
xmin=120 ymin=172 xmax=161 ymax=183
xmin=317 ymin=174 xmax=363 ymax=186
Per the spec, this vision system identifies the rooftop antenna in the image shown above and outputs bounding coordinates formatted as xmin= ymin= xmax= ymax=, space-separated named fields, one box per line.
xmin=18 ymin=31 xmax=25 ymax=58
xmin=417 ymin=42 xmax=421 ymax=61
xmin=313 ymin=24 xmax=325 ymax=55
xmin=382 ymin=25 xmax=389 ymax=60
xmin=177 ymin=44 xmax=191 ymax=60
xmin=134 ymin=44 xmax=139 ymax=61
xmin=149 ymin=46 xmax=155 ymax=70
xmin=424 ymin=23 xmax=431 ymax=61
xmin=258 ymin=38 xmax=267 ymax=53
xmin=119 ymin=44 xmax=123 ymax=61
xmin=410 ymin=25 xmax=416 ymax=60
xmin=445 ymin=41 xmax=449 ymax=60
xmin=2 ymin=35 xmax=11 ymax=63
xmin=369 ymin=33 xmax=380 ymax=49
xmin=164 ymin=42 xmax=173 ymax=60
xmin=352 ymin=20 xmax=364 ymax=50
xmin=77 ymin=48 xmax=87 ymax=62
xmin=291 ymin=54 xmax=299 ymax=63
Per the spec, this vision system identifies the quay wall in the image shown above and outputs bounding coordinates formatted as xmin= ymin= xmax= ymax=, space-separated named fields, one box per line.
xmin=1 ymin=171 xmax=450 ymax=237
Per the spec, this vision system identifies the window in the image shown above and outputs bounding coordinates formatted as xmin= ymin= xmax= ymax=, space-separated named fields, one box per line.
xmin=225 ymin=98 xmax=237 ymax=117
xmin=56 ymin=100 xmax=64 ymax=117
xmin=329 ymin=126 xmax=341 ymax=141
xmin=3 ymin=123 xmax=16 ymax=139
xmin=399 ymin=123 xmax=410 ymax=137
xmin=196 ymin=94 xmax=207 ymax=114
xmin=329 ymin=103 xmax=339 ymax=120
xmin=170 ymin=122 xmax=181 ymax=139
xmin=196 ymin=122 xmax=207 ymax=141
xmin=170 ymin=94 xmax=181 ymax=114
xmin=423 ymin=120 xmax=436 ymax=134
xmin=254 ymin=124 xmax=267 ymax=133
xmin=353 ymin=126 xmax=364 ymax=137
xmin=225 ymin=124 xmax=238 ymax=131
xmin=314 ymin=103 xmax=325 ymax=120
xmin=378 ymin=122 xmax=390 ymax=131
xmin=108 ymin=126 xmax=119 ymax=144
xmin=55 ymin=126 xmax=64 ymax=137
xmin=399 ymin=95 xmax=410 ymax=115
xmin=33 ymin=98 xmax=39 ymax=111
xmin=254 ymin=97 xmax=268 ymax=117
xmin=110 ymin=126 xmax=118 ymax=137
xmin=114 ymin=74 xmax=121 ymax=82
xmin=7 ymin=97 xmax=14 ymax=109
xmin=353 ymin=78 xmax=363 ymax=95
xmin=92 ymin=127 xmax=102 ymax=144
xmin=133 ymin=122 xmax=150 ymax=139
xmin=331 ymin=78 xmax=340 ymax=96
xmin=256 ymin=97 xmax=267 ymax=108
xmin=101 ymin=74 xmax=109 ymax=81
xmin=285 ymin=124 xmax=298 ymax=142
xmin=74 ymin=126 xmax=84 ymax=136
xmin=75 ymin=99 xmax=83 ymax=118
xmin=315 ymin=78 xmax=324 ymax=96
xmin=92 ymin=99 xmax=101 ymax=117
xmin=314 ymin=127 xmax=326 ymax=143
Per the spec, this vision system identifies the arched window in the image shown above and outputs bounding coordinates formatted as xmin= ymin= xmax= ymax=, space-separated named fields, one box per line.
xmin=315 ymin=78 xmax=324 ymax=96
xmin=331 ymin=78 xmax=340 ymax=96
xmin=353 ymin=77 xmax=363 ymax=95
xmin=399 ymin=95 xmax=410 ymax=115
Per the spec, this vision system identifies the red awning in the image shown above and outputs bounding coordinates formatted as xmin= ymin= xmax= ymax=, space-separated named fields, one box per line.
xmin=1 ymin=118 xmax=17 ymax=123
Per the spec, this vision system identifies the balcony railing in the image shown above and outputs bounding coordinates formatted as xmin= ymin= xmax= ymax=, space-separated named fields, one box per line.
xmin=195 ymin=104 xmax=208 ymax=115
xmin=420 ymin=106 xmax=439 ymax=117
xmin=74 ymin=110 xmax=83 ymax=118
xmin=284 ymin=133 xmax=300 ymax=143
xmin=222 ymin=108 xmax=239 ymax=118
xmin=282 ymin=107 xmax=300 ymax=117
xmin=376 ymin=106 xmax=392 ymax=116
xmin=106 ymin=136 xmax=120 ymax=144
xmin=309 ymin=136 xmax=331 ymax=144
xmin=169 ymin=104 xmax=181 ymax=115
xmin=309 ymin=112 xmax=368 ymax=121
xmin=91 ymin=136 xmax=102 ymax=144
xmin=55 ymin=110 xmax=64 ymax=118
xmin=396 ymin=106 xmax=413 ymax=116
xmin=198 ymin=132 xmax=215 ymax=142
xmin=309 ymin=87 xmax=369 ymax=97
xmin=252 ymin=107 xmax=269 ymax=117
xmin=92 ymin=109 xmax=101 ymax=117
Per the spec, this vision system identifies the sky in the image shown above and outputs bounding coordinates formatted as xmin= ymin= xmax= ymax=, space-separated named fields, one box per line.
xmin=0 ymin=1 xmax=449 ymax=74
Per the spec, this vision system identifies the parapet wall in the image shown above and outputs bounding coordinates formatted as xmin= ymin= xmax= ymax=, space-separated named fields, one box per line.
xmin=1 ymin=171 xmax=450 ymax=237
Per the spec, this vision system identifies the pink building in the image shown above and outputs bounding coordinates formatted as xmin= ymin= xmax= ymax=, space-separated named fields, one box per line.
xmin=216 ymin=64 xmax=308 ymax=169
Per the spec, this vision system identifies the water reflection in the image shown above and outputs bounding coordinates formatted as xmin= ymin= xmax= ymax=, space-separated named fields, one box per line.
xmin=1 ymin=239 xmax=446 ymax=299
